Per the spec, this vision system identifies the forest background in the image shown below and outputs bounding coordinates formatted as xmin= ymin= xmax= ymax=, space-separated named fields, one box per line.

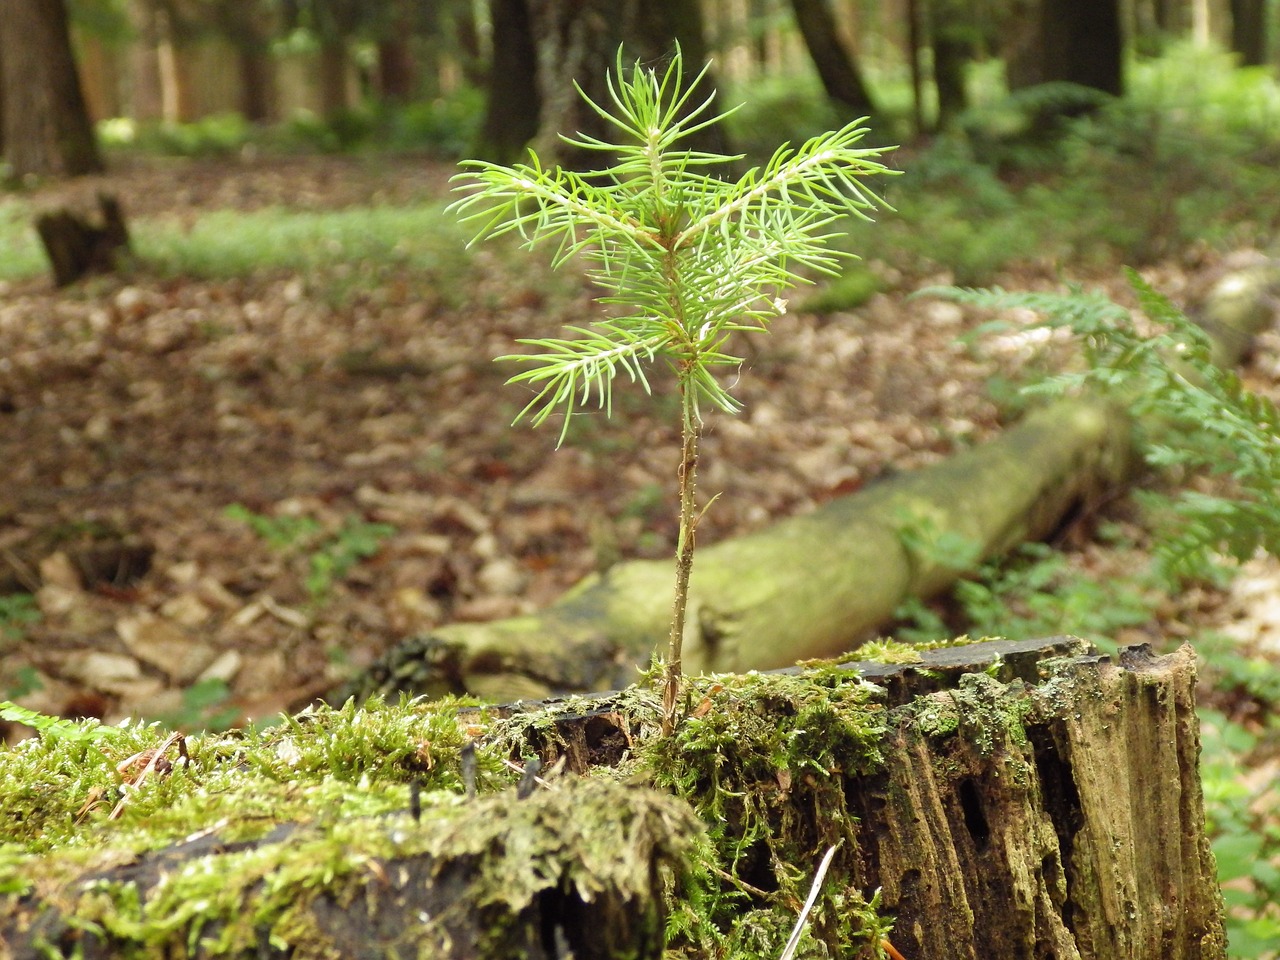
xmin=2 ymin=0 xmax=1280 ymax=955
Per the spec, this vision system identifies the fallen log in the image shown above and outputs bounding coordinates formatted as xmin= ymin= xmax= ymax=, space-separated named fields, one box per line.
xmin=338 ymin=258 xmax=1279 ymax=705
xmin=0 ymin=637 xmax=1226 ymax=959
xmin=342 ymin=397 xmax=1132 ymax=704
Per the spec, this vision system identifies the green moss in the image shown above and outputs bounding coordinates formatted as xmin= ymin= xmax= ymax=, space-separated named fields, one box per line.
xmin=640 ymin=670 xmax=892 ymax=957
xmin=1 ymin=696 xmax=509 ymax=868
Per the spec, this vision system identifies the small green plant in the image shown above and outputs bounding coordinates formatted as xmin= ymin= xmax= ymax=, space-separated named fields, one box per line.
xmin=225 ymin=505 xmax=395 ymax=604
xmin=451 ymin=47 xmax=894 ymax=732
xmin=0 ymin=593 xmax=40 ymax=644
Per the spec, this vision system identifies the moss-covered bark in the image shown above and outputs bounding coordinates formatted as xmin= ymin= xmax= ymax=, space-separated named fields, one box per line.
xmin=0 ymin=638 xmax=1225 ymax=959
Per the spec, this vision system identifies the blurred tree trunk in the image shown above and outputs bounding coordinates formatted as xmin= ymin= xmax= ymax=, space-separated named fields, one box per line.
xmin=1007 ymin=0 xmax=1122 ymax=133
xmin=787 ymin=0 xmax=878 ymax=116
xmin=475 ymin=0 xmax=541 ymax=163
xmin=492 ymin=0 xmax=727 ymax=168
xmin=128 ymin=0 xmax=164 ymax=121
xmin=1228 ymin=0 xmax=1267 ymax=65
xmin=1008 ymin=0 xmax=1123 ymax=96
xmin=0 ymin=0 xmax=103 ymax=177
xmin=931 ymin=0 xmax=972 ymax=129
xmin=1154 ymin=0 xmax=1189 ymax=33
xmin=237 ymin=48 xmax=276 ymax=122
xmin=375 ymin=0 xmax=418 ymax=103
xmin=318 ymin=39 xmax=350 ymax=116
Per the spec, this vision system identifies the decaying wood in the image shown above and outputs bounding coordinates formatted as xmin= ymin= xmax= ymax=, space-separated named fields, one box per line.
xmin=510 ymin=637 xmax=1226 ymax=960
xmin=339 ymin=258 xmax=1280 ymax=705
xmin=0 ymin=777 xmax=699 ymax=960
xmin=35 ymin=193 xmax=130 ymax=287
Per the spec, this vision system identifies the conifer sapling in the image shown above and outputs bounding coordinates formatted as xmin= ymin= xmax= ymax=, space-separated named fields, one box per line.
xmin=451 ymin=48 xmax=895 ymax=734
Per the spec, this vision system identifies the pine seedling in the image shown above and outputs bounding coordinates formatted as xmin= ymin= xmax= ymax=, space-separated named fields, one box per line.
xmin=451 ymin=48 xmax=895 ymax=734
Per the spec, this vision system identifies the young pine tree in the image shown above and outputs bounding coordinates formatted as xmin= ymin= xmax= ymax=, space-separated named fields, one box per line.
xmin=451 ymin=48 xmax=895 ymax=733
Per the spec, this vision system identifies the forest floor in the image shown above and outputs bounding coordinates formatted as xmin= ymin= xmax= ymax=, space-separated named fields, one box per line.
xmin=1 ymin=152 xmax=1278 ymax=738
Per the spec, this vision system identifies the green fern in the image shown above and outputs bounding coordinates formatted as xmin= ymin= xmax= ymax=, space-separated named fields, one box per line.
xmin=930 ymin=269 xmax=1280 ymax=581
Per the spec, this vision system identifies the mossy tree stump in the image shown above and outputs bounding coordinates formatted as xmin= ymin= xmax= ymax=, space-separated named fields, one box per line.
xmin=0 ymin=638 xmax=1226 ymax=959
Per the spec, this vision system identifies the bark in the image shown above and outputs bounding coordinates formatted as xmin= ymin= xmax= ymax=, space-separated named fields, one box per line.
xmin=520 ymin=0 xmax=728 ymax=168
xmin=788 ymin=0 xmax=878 ymax=116
xmin=931 ymin=0 xmax=973 ymax=129
xmin=635 ymin=640 xmax=1223 ymax=958
xmin=474 ymin=0 xmax=542 ymax=164
xmin=237 ymin=46 xmax=276 ymax=123
xmin=318 ymin=39 xmax=350 ymax=118
xmin=1007 ymin=0 xmax=1123 ymax=100
xmin=338 ymin=258 xmax=1280 ymax=707
xmin=1229 ymin=0 xmax=1268 ymax=66
xmin=0 ymin=0 xmax=103 ymax=178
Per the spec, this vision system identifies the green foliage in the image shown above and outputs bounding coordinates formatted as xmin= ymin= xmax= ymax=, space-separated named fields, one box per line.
xmin=100 ymin=114 xmax=255 ymax=157
xmin=156 ymin=678 xmax=243 ymax=733
xmin=0 ymin=593 xmax=40 ymax=644
xmin=0 ymin=700 xmax=111 ymax=750
xmin=139 ymin=204 xmax=471 ymax=289
xmin=452 ymin=46 xmax=894 ymax=731
xmin=931 ymin=271 xmax=1280 ymax=583
xmin=451 ymin=47 xmax=894 ymax=441
xmin=1197 ymin=708 xmax=1280 ymax=957
xmin=0 ymin=205 xmax=48 ymax=282
xmin=892 ymin=541 xmax=1157 ymax=650
xmin=641 ymin=671 xmax=893 ymax=957
xmin=225 ymin=505 xmax=395 ymax=603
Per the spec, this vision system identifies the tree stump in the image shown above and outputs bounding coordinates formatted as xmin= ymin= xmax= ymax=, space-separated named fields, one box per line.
xmin=0 ymin=638 xmax=1225 ymax=959
xmin=34 ymin=193 xmax=130 ymax=287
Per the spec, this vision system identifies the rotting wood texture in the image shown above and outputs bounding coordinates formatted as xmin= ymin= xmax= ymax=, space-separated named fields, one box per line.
xmin=511 ymin=638 xmax=1226 ymax=960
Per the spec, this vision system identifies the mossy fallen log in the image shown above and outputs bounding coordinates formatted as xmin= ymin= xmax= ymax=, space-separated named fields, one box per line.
xmin=342 ymin=397 xmax=1133 ymax=703
xmin=339 ymin=258 xmax=1279 ymax=705
xmin=0 ymin=637 xmax=1225 ymax=959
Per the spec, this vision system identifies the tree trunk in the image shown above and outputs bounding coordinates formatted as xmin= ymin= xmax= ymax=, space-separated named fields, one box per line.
xmin=376 ymin=37 xmax=417 ymax=104
xmin=519 ymin=0 xmax=728 ymax=168
xmin=787 ymin=0 xmax=878 ymax=116
xmin=1229 ymin=0 xmax=1267 ymax=66
xmin=931 ymin=0 xmax=973 ymax=129
xmin=0 ymin=0 xmax=103 ymax=178
xmin=318 ymin=39 xmax=350 ymax=117
xmin=338 ymin=258 xmax=1280 ymax=707
xmin=0 ymin=776 xmax=699 ymax=960
xmin=237 ymin=46 xmax=276 ymax=123
xmin=474 ymin=0 xmax=542 ymax=164
xmin=525 ymin=0 xmax=620 ymax=167
xmin=1007 ymin=0 xmax=1123 ymax=99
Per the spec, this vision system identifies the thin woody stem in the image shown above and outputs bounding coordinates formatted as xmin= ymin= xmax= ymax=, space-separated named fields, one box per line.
xmin=663 ymin=386 xmax=700 ymax=736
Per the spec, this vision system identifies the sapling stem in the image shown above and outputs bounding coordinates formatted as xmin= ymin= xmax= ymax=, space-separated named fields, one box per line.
xmin=664 ymin=382 xmax=701 ymax=735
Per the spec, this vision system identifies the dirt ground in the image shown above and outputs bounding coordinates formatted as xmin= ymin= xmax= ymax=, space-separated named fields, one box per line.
xmin=2 ymin=153 xmax=1277 ymax=732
